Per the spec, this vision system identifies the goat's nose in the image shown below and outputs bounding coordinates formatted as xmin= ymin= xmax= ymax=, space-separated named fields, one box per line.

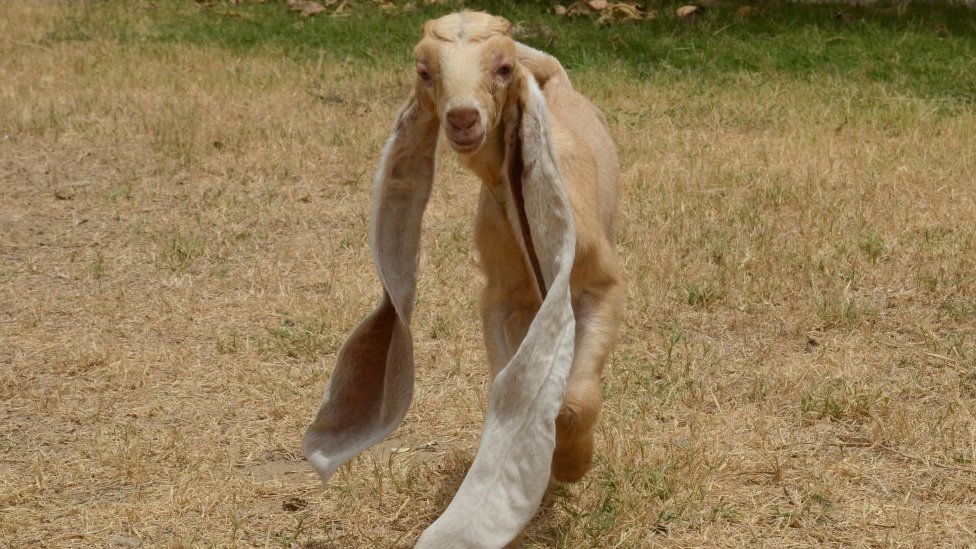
xmin=447 ymin=108 xmax=480 ymax=132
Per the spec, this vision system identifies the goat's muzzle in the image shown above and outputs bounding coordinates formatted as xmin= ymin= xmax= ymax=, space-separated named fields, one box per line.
xmin=445 ymin=107 xmax=484 ymax=153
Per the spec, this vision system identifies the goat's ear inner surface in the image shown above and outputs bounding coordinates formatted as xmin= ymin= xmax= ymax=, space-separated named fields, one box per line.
xmin=302 ymin=93 xmax=439 ymax=484
xmin=507 ymin=104 xmax=548 ymax=299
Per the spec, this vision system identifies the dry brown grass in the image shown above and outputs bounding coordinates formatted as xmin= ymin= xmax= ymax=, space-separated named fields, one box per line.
xmin=2 ymin=3 xmax=975 ymax=548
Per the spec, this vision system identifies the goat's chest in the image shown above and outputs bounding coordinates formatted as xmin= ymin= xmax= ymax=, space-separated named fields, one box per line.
xmin=472 ymin=179 xmax=559 ymax=303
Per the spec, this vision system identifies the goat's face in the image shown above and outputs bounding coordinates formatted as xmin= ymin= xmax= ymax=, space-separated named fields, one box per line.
xmin=413 ymin=12 xmax=518 ymax=155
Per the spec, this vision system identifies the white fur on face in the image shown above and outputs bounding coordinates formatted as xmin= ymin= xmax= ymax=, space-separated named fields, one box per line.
xmin=440 ymin=45 xmax=491 ymax=151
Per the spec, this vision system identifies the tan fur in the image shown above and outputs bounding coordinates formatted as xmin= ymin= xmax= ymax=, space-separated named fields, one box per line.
xmin=413 ymin=11 xmax=624 ymax=483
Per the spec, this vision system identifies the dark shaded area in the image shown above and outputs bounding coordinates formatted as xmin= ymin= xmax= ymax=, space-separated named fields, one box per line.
xmin=49 ymin=1 xmax=976 ymax=104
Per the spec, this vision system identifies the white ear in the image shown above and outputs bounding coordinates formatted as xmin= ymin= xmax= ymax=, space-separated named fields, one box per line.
xmin=417 ymin=74 xmax=578 ymax=548
xmin=303 ymin=94 xmax=440 ymax=483
xmin=515 ymin=41 xmax=569 ymax=89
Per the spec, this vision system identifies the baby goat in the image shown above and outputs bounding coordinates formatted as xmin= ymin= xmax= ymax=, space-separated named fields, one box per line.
xmin=418 ymin=10 xmax=624 ymax=485
xmin=304 ymin=11 xmax=624 ymax=547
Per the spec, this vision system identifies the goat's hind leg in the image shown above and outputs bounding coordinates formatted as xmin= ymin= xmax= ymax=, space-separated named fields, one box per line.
xmin=552 ymin=279 xmax=624 ymax=483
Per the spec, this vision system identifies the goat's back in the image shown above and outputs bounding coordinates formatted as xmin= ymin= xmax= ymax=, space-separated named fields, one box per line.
xmin=539 ymin=76 xmax=619 ymax=247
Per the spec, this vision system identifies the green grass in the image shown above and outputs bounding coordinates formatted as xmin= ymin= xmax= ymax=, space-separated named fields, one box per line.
xmin=160 ymin=231 xmax=205 ymax=271
xmin=259 ymin=315 xmax=342 ymax=360
xmin=799 ymin=378 xmax=889 ymax=422
xmin=51 ymin=0 xmax=976 ymax=106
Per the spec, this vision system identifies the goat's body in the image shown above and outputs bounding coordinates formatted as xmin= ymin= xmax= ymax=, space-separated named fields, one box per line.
xmin=463 ymin=48 xmax=624 ymax=482
xmin=305 ymin=14 xmax=626 ymax=546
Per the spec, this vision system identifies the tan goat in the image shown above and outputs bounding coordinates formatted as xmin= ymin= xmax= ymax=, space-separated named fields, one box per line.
xmin=304 ymin=11 xmax=624 ymax=547
xmin=417 ymin=10 xmax=624 ymax=484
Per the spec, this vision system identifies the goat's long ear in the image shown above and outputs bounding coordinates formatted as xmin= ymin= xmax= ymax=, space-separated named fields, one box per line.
xmin=303 ymin=94 xmax=440 ymax=483
xmin=417 ymin=72 xmax=578 ymax=548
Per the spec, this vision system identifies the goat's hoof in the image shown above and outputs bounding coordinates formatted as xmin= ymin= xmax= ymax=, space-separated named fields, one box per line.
xmin=551 ymin=435 xmax=594 ymax=483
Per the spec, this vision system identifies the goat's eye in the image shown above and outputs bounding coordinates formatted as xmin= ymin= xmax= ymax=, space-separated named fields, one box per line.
xmin=495 ymin=64 xmax=513 ymax=78
xmin=417 ymin=67 xmax=432 ymax=83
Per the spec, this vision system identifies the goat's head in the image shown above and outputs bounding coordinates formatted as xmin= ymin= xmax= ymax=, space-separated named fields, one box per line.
xmin=412 ymin=11 xmax=519 ymax=155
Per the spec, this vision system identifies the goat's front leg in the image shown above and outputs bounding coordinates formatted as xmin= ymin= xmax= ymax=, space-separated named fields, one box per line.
xmin=552 ymin=275 xmax=624 ymax=483
xmin=475 ymin=185 xmax=544 ymax=379
xmin=481 ymin=289 xmax=539 ymax=379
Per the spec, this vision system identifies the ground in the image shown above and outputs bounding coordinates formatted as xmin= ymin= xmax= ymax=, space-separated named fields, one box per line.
xmin=1 ymin=2 xmax=975 ymax=548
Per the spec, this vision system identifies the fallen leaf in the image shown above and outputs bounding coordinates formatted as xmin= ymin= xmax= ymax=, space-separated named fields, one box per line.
xmin=676 ymin=5 xmax=700 ymax=18
xmin=564 ymin=2 xmax=590 ymax=17
xmin=588 ymin=0 xmax=608 ymax=9
xmin=301 ymin=2 xmax=326 ymax=17
xmin=608 ymin=3 xmax=644 ymax=20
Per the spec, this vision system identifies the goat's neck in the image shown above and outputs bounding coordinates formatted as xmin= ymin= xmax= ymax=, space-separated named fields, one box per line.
xmin=458 ymin=121 xmax=508 ymax=191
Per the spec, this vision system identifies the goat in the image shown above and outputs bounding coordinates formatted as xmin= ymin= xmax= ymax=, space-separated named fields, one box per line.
xmin=303 ymin=11 xmax=624 ymax=547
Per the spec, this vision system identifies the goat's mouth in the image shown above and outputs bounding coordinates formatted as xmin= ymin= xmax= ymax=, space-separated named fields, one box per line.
xmin=446 ymin=131 xmax=485 ymax=154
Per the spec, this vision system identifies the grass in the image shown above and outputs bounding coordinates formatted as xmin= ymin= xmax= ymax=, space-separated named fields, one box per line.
xmin=2 ymin=1 xmax=976 ymax=547
xmin=48 ymin=0 xmax=976 ymax=104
